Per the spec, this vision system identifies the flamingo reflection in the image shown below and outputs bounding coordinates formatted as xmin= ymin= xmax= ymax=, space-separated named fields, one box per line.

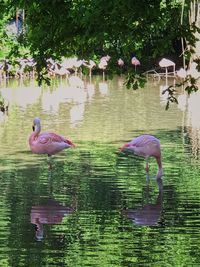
xmin=31 ymin=199 xmax=74 ymax=241
xmin=86 ymin=83 xmax=95 ymax=102
xmin=99 ymin=82 xmax=108 ymax=96
xmin=123 ymin=178 xmax=163 ymax=226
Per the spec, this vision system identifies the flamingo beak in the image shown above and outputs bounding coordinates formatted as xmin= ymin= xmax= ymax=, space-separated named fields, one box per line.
xmin=32 ymin=125 xmax=35 ymax=132
xmin=67 ymin=139 xmax=76 ymax=148
xmin=120 ymin=143 xmax=130 ymax=152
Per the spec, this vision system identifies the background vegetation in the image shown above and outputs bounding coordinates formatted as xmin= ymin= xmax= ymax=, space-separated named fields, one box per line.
xmin=0 ymin=1 xmax=197 ymax=68
xmin=0 ymin=1 xmax=199 ymax=104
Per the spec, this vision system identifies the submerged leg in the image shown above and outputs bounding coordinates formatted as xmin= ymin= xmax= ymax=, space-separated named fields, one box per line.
xmin=48 ymin=168 xmax=53 ymax=195
xmin=145 ymin=158 xmax=149 ymax=172
xmin=47 ymin=154 xmax=53 ymax=170
xmin=145 ymin=158 xmax=150 ymax=181
xmin=146 ymin=172 xmax=150 ymax=182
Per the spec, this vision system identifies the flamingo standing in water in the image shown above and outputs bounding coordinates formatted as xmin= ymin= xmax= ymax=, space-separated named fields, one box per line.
xmin=120 ymin=134 xmax=163 ymax=179
xmin=159 ymin=58 xmax=175 ymax=78
xmin=118 ymin=58 xmax=124 ymax=74
xmin=29 ymin=118 xmax=75 ymax=167
xmin=131 ymin=56 xmax=140 ymax=71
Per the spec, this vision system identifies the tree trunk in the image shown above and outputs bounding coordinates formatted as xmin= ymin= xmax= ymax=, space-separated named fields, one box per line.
xmin=190 ymin=1 xmax=200 ymax=59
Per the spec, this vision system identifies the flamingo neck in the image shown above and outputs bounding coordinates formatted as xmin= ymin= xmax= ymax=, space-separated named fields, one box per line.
xmin=30 ymin=124 xmax=41 ymax=142
xmin=34 ymin=124 xmax=41 ymax=136
xmin=156 ymin=156 xmax=163 ymax=179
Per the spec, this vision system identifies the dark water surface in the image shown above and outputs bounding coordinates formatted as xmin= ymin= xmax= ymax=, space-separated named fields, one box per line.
xmin=0 ymin=76 xmax=200 ymax=266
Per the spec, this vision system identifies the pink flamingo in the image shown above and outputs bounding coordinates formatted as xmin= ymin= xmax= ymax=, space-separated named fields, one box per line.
xmin=29 ymin=118 xmax=75 ymax=166
xmin=117 ymin=58 xmax=124 ymax=74
xmin=120 ymin=134 xmax=163 ymax=179
xmin=131 ymin=56 xmax=140 ymax=71
xmin=118 ymin=58 xmax=124 ymax=67
xmin=159 ymin=58 xmax=175 ymax=77
xmin=98 ymin=55 xmax=111 ymax=81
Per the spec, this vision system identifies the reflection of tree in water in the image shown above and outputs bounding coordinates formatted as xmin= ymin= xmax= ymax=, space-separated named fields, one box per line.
xmin=178 ymin=90 xmax=200 ymax=160
xmin=183 ymin=126 xmax=200 ymax=160
xmin=0 ymin=92 xmax=8 ymax=113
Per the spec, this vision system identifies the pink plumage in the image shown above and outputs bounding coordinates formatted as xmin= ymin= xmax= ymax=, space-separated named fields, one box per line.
xmin=31 ymin=201 xmax=73 ymax=241
xmin=29 ymin=117 xmax=75 ymax=156
xmin=131 ymin=56 xmax=140 ymax=66
xmin=121 ymin=134 xmax=163 ymax=178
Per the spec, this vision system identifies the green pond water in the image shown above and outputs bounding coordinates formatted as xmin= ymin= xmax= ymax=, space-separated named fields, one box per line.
xmin=0 ymin=75 xmax=200 ymax=266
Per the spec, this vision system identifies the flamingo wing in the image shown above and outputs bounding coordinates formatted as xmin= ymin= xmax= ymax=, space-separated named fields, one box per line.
xmin=37 ymin=132 xmax=67 ymax=145
xmin=131 ymin=135 xmax=159 ymax=148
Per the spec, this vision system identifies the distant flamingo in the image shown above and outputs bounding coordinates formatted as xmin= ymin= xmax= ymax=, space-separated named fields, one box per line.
xmin=159 ymin=58 xmax=175 ymax=77
xmin=98 ymin=55 xmax=111 ymax=81
xmin=118 ymin=58 xmax=124 ymax=67
xmin=53 ymin=63 xmax=70 ymax=78
xmin=120 ymin=134 xmax=163 ymax=179
xmin=83 ymin=60 xmax=96 ymax=81
xmin=118 ymin=58 xmax=124 ymax=74
xmin=131 ymin=56 xmax=140 ymax=71
xmin=176 ymin=67 xmax=187 ymax=79
xmin=29 ymin=118 xmax=75 ymax=165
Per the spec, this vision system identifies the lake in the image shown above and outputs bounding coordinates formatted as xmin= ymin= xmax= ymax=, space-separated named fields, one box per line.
xmin=0 ymin=75 xmax=200 ymax=266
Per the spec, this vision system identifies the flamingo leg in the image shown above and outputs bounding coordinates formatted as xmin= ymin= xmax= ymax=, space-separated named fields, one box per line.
xmin=102 ymin=70 xmax=105 ymax=81
xmin=146 ymin=172 xmax=150 ymax=182
xmin=145 ymin=158 xmax=150 ymax=181
xmin=47 ymin=154 xmax=53 ymax=170
xmin=144 ymin=179 xmax=150 ymax=197
xmin=145 ymin=158 xmax=149 ymax=173
xmin=48 ymin=169 xmax=53 ymax=195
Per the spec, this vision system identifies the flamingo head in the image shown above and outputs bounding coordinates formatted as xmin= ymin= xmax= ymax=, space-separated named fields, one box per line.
xmin=120 ymin=143 xmax=130 ymax=152
xmin=65 ymin=139 xmax=76 ymax=148
xmin=32 ymin=117 xmax=41 ymax=132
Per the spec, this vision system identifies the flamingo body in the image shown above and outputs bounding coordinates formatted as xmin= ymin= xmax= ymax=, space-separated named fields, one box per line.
xmin=159 ymin=58 xmax=176 ymax=76
xmin=29 ymin=118 xmax=75 ymax=156
xmin=131 ymin=56 xmax=140 ymax=66
xmin=121 ymin=134 xmax=163 ymax=178
xmin=159 ymin=58 xmax=175 ymax=68
xmin=176 ymin=68 xmax=187 ymax=78
xmin=131 ymin=56 xmax=140 ymax=71
xmin=118 ymin=58 xmax=124 ymax=67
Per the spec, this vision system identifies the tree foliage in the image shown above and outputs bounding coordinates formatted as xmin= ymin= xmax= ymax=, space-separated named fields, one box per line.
xmin=1 ymin=0 xmax=199 ymax=97
xmin=3 ymin=1 xmax=191 ymax=62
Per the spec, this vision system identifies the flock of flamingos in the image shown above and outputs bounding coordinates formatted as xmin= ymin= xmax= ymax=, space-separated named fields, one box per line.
xmin=0 ymin=55 xmax=140 ymax=80
xmin=4 ymin=54 xmax=192 ymax=181
xmin=0 ymin=54 xmax=191 ymax=81
xmin=25 ymin=55 xmax=188 ymax=182
xmin=5 ymin=54 xmax=200 ymax=239
xmin=1 ymin=55 xmax=181 ymax=183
